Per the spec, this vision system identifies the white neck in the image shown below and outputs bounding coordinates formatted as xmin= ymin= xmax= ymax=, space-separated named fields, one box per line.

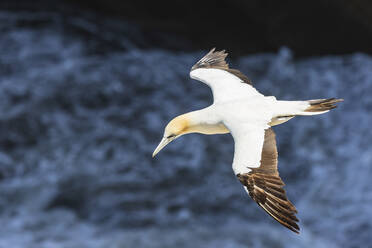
xmin=183 ymin=108 xmax=229 ymax=135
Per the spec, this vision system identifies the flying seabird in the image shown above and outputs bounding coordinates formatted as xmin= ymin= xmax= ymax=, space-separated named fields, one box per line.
xmin=152 ymin=48 xmax=343 ymax=233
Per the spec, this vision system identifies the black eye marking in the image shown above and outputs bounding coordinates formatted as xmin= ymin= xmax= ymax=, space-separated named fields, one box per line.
xmin=167 ymin=134 xmax=176 ymax=139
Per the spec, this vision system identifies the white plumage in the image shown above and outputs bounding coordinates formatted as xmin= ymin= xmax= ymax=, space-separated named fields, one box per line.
xmin=190 ymin=68 xmax=262 ymax=102
xmin=189 ymin=66 xmax=306 ymax=174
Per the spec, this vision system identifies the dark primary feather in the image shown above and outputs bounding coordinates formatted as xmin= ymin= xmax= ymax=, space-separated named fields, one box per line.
xmin=191 ymin=48 xmax=252 ymax=85
xmin=191 ymin=48 xmax=229 ymax=70
xmin=237 ymin=128 xmax=300 ymax=233
xmin=305 ymin=98 xmax=344 ymax=112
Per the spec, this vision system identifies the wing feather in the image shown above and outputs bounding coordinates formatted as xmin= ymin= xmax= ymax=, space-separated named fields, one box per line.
xmin=236 ymin=128 xmax=300 ymax=233
xmin=190 ymin=48 xmax=262 ymax=102
xmin=191 ymin=48 xmax=252 ymax=85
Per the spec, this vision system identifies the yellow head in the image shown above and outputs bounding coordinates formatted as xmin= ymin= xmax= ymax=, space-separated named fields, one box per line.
xmin=152 ymin=115 xmax=190 ymax=157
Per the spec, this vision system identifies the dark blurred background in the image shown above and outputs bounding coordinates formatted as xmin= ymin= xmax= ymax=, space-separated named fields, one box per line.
xmin=0 ymin=1 xmax=371 ymax=248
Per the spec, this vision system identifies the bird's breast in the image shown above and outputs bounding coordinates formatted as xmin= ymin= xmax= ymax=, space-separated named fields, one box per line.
xmin=214 ymin=99 xmax=275 ymax=125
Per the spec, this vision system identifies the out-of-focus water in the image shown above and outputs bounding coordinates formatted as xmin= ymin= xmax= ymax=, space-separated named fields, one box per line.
xmin=0 ymin=10 xmax=371 ymax=248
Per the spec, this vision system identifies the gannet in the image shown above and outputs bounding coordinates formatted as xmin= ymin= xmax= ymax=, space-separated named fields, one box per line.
xmin=152 ymin=48 xmax=343 ymax=233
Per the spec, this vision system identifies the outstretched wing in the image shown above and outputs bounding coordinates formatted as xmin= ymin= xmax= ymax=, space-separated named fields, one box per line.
xmin=191 ymin=48 xmax=252 ymax=85
xmin=233 ymin=127 xmax=300 ymax=233
xmin=190 ymin=48 xmax=263 ymax=103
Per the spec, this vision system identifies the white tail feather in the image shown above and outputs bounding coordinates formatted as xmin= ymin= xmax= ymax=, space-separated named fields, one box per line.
xmin=271 ymin=98 xmax=343 ymax=125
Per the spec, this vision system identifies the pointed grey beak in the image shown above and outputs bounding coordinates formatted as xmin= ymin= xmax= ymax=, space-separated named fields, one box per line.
xmin=152 ymin=137 xmax=172 ymax=158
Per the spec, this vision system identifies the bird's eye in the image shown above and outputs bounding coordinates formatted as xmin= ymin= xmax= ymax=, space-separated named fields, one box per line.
xmin=167 ymin=134 xmax=176 ymax=139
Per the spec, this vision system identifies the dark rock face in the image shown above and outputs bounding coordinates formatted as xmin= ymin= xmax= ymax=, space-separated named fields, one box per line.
xmin=24 ymin=0 xmax=372 ymax=56
xmin=3 ymin=0 xmax=372 ymax=56
xmin=0 ymin=3 xmax=372 ymax=248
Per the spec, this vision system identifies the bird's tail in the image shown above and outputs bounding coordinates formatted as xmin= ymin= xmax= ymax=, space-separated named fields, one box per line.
xmin=296 ymin=98 xmax=344 ymax=116
xmin=270 ymin=98 xmax=343 ymax=126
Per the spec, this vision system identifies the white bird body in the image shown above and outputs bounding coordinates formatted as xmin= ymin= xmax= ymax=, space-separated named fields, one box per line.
xmin=190 ymin=68 xmax=310 ymax=174
xmin=153 ymin=48 xmax=343 ymax=233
